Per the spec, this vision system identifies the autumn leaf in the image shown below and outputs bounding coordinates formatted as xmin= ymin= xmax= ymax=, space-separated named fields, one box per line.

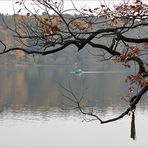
xmin=140 ymin=80 xmax=148 ymax=88
xmin=89 ymin=9 xmax=93 ymax=13
xmin=94 ymin=8 xmax=99 ymax=10
xmin=101 ymin=5 xmax=105 ymax=7
xmin=129 ymin=46 xmax=140 ymax=55
xmin=132 ymin=47 xmax=140 ymax=55
xmin=15 ymin=1 xmax=20 ymax=4
xmin=83 ymin=9 xmax=88 ymax=11
xmin=27 ymin=13 xmax=30 ymax=16
xmin=51 ymin=26 xmax=60 ymax=34
xmin=144 ymin=42 xmax=148 ymax=46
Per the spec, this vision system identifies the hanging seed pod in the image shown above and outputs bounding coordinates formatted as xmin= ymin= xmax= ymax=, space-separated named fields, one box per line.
xmin=130 ymin=111 xmax=136 ymax=140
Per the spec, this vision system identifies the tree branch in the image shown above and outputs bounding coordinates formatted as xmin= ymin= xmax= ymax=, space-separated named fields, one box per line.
xmin=0 ymin=40 xmax=81 ymax=55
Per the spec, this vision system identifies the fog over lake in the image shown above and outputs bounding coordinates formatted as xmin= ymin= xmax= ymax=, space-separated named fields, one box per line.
xmin=0 ymin=64 xmax=147 ymax=148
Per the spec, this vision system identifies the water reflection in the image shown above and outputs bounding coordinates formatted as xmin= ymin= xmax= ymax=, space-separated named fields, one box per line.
xmin=0 ymin=65 xmax=130 ymax=108
xmin=0 ymin=105 xmax=148 ymax=148
xmin=0 ymin=65 xmax=148 ymax=147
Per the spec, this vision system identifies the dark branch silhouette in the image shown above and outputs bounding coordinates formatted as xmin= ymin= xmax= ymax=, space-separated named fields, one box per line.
xmin=0 ymin=0 xmax=148 ymax=139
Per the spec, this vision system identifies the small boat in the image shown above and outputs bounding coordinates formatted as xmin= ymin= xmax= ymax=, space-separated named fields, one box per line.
xmin=74 ymin=69 xmax=83 ymax=74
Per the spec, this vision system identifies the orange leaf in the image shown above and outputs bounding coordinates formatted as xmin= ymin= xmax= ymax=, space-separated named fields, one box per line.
xmin=132 ymin=47 xmax=140 ymax=55
xmin=89 ymin=9 xmax=93 ymax=13
xmin=51 ymin=26 xmax=60 ymax=34
xmin=144 ymin=42 xmax=148 ymax=46
xmin=129 ymin=46 xmax=140 ymax=55
xmin=140 ymin=81 xmax=148 ymax=88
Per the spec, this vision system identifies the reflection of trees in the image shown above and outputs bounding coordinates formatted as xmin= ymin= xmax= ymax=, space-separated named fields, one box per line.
xmin=0 ymin=65 xmax=146 ymax=139
xmin=0 ymin=66 xmax=28 ymax=106
xmin=60 ymin=79 xmax=143 ymax=139
xmin=0 ymin=65 xmax=128 ymax=108
xmin=15 ymin=67 xmax=28 ymax=104
xmin=23 ymin=66 xmax=70 ymax=106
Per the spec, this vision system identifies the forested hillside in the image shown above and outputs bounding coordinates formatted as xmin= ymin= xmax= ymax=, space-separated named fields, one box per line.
xmin=0 ymin=13 xmax=147 ymax=65
xmin=0 ymin=13 xmax=99 ymax=65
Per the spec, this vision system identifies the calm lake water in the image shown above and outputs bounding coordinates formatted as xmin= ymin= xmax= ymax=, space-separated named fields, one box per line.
xmin=0 ymin=64 xmax=148 ymax=148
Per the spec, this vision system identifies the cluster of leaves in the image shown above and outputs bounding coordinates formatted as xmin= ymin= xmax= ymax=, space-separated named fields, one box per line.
xmin=41 ymin=17 xmax=60 ymax=35
xmin=113 ymin=44 xmax=147 ymax=91
xmin=82 ymin=0 xmax=148 ymax=28
xmin=114 ymin=0 xmax=148 ymax=18
xmin=113 ymin=45 xmax=140 ymax=63
xmin=82 ymin=4 xmax=112 ymax=18
xmin=126 ymin=74 xmax=148 ymax=88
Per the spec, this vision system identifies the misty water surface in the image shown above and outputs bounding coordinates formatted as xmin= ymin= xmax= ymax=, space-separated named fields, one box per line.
xmin=0 ymin=64 xmax=148 ymax=148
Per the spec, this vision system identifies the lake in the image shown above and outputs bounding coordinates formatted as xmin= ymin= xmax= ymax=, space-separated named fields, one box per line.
xmin=0 ymin=64 xmax=148 ymax=148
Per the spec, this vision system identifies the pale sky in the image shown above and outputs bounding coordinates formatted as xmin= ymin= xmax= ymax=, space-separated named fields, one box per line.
xmin=0 ymin=0 xmax=147 ymax=15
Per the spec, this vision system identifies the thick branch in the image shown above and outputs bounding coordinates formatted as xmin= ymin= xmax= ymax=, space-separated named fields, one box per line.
xmin=130 ymin=85 xmax=148 ymax=107
xmin=0 ymin=40 xmax=80 ymax=55
xmin=75 ymin=85 xmax=148 ymax=124
xmin=78 ymin=22 xmax=148 ymax=51
xmin=100 ymin=85 xmax=148 ymax=124
xmin=88 ymin=41 xmax=121 ymax=56
xmin=126 ymin=56 xmax=146 ymax=74
xmin=116 ymin=32 xmax=148 ymax=43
